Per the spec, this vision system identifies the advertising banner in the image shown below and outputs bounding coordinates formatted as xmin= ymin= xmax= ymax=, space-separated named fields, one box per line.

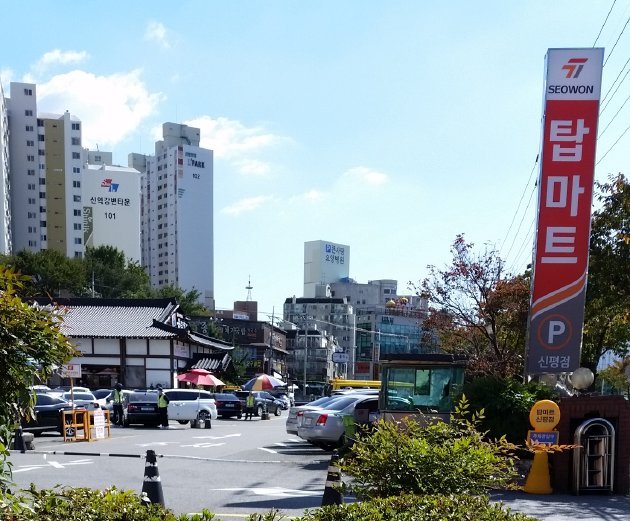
xmin=527 ymin=48 xmax=604 ymax=374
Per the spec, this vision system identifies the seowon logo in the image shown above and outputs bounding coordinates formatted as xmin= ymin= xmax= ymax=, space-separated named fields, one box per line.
xmin=562 ymin=58 xmax=588 ymax=78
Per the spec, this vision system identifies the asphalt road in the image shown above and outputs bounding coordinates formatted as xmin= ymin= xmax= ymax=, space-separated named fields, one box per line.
xmin=9 ymin=415 xmax=332 ymax=518
xmin=9 ymin=416 xmax=630 ymax=520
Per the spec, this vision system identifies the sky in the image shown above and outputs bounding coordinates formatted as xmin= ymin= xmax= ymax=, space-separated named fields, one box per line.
xmin=1 ymin=1 xmax=629 ymax=319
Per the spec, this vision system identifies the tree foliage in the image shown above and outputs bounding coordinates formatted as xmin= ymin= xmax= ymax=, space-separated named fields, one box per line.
xmin=149 ymin=284 xmax=209 ymax=317
xmin=84 ymin=246 xmax=150 ymax=299
xmin=582 ymin=173 xmax=630 ymax=370
xmin=410 ymin=235 xmax=529 ymax=379
xmin=0 ymin=267 xmax=77 ymax=444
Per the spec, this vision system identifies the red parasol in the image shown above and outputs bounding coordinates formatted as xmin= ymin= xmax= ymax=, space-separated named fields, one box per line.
xmin=177 ymin=368 xmax=225 ymax=387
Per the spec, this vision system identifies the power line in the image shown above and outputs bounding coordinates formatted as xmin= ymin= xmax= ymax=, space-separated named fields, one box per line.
xmin=499 ymin=155 xmax=538 ymax=257
xmin=507 ymin=218 xmax=536 ymax=276
xmin=599 ymin=92 xmax=630 ymax=137
xmin=596 ymin=122 xmax=630 ymax=165
xmin=600 ymin=66 xmax=630 ymax=114
xmin=593 ymin=0 xmax=618 ymax=46
xmin=503 ymin=183 xmax=538 ymax=266
xmin=600 ymin=56 xmax=630 ymax=105
xmin=603 ymin=14 xmax=630 ymax=67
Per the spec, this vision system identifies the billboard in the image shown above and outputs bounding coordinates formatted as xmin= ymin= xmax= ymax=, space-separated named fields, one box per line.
xmin=526 ymin=48 xmax=604 ymax=374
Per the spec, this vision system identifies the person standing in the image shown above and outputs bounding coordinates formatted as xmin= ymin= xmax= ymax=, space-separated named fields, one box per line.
xmin=112 ymin=383 xmax=124 ymax=426
xmin=244 ymin=391 xmax=255 ymax=420
xmin=157 ymin=387 xmax=170 ymax=429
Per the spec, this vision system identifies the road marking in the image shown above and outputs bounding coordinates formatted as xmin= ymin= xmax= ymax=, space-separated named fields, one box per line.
xmin=13 ymin=459 xmax=93 ymax=474
xmin=258 ymin=447 xmax=277 ymax=454
xmin=180 ymin=442 xmax=226 ymax=448
xmin=211 ymin=487 xmax=321 ymax=498
xmin=192 ymin=433 xmax=241 ymax=440
xmin=136 ymin=441 xmax=180 ymax=447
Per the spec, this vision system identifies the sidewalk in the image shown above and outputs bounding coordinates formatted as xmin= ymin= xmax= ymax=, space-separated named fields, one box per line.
xmin=492 ymin=491 xmax=630 ymax=521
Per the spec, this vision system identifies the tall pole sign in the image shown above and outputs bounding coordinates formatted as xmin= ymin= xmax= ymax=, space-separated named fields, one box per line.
xmin=526 ymin=48 xmax=604 ymax=375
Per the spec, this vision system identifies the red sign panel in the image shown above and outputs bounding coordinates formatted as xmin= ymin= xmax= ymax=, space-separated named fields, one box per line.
xmin=527 ymin=48 xmax=604 ymax=374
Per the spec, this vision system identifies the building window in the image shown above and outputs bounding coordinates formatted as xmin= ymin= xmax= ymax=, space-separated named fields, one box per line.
xmin=40 ymin=221 xmax=47 ymax=228
xmin=72 ymin=152 xmax=80 ymax=159
xmin=27 ymin=169 xmax=35 ymax=176
xmin=26 ymin=140 xmax=34 ymax=147
xmin=37 ymin=119 xmax=43 ymax=127
xmin=74 ymin=237 xmax=82 ymax=245
xmin=38 ymin=149 xmax=45 ymax=155
xmin=73 ymin=223 xmax=81 ymax=230
xmin=39 ymin=192 xmax=45 ymax=199
xmin=73 ymin=209 xmax=81 ymax=216
xmin=94 ymin=154 xmax=101 ymax=162
xmin=73 ymin=195 xmax=81 ymax=202
xmin=74 ymin=251 xmax=83 ymax=258
xmin=25 ymin=125 xmax=33 ymax=131
xmin=38 ymin=135 xmax=45 ymax=142
xmin=73 ymin=167 xmax=80 ymax=173
xmin=28 ymin=198 xmax=36 ymax=204
xmin=27 ymin=155 xmax=34 ymax=162
xmin=71 ymin=123 xmax=80 ymax=131
xmin=25 ymin=109 xmax=33 ymax=116
xmin=41 ymin=235 xmax=47 ymax=242
xmin=27 ymin=183 xmax=35 ymax=190
xmin=72 ymin=180 xmax=80 ymax=188
xmin=71 ymin=137 xmax=81 ymax=146
xmin=23 ymin=88 xmax=33 ymax=95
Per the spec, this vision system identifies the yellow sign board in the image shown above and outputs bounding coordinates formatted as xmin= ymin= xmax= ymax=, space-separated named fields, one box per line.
xmin=529 ymin=399 xmax=560 ymax=431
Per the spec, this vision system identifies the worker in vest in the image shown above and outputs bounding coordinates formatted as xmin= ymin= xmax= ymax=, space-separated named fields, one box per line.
xmin=244 ymin=391 xmax=255 ymax=420
xmin=157 ymin=386 xmax=170 ymax=429
xmin=112 ymin=383 xmax=124 ymax=426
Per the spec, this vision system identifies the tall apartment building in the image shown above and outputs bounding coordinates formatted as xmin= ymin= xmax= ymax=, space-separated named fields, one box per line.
xmin=130 ymin=122 xmax=214 ymax=309
xmin=0 ymin=81 xmax=11 ymax=254
xmin=303 ymin=240 xmax=350 ymax=297
xmin=7 ymin=82 xmax=85 ymax=257
xmin=82 ymin=163 xmax=141 ymax=262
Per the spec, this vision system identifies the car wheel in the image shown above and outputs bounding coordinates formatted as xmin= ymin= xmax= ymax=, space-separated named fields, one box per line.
xmin=274 ymin=407 xmax=281 ymax=416
xmin=256 ymin=405 xmax=263 ymax=417
xmin=237 ymin=414 xmax=242 ymax=419
xmin=177 ymin=420 xmax=189 ymax=425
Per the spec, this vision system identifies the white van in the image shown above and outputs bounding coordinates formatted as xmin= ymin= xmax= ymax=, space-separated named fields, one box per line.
xmin=164 ymin=389 xmax=218 ymax=426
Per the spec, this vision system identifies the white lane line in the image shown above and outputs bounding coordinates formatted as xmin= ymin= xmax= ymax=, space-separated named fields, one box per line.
xmin=192 ymin=433 xmax=241 ymax=440
xmin=211 ymin=486 xmax=321 ymax=498
xmin=258 ymin=447 xmax=277 ymax=454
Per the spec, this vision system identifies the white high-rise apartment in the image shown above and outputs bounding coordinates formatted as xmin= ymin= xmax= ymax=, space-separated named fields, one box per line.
xmin=7 ymin=82 xmax=85 ymax=257
xmin=130 ymin=122 xmax=214 ymax=309
xmin=0 ymin=81 xmax=11 ymax=254
xmin=303 ymin=240 xmax=350 ymax=298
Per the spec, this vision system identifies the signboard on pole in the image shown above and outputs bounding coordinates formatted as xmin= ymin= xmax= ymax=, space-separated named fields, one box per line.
xmin=61 ymin=363 xmax=82 ymax=379
xmin=93 ymin=408 xmax=105 ymax=439
xmin=526 ymin=48 xmax=604 ymax=375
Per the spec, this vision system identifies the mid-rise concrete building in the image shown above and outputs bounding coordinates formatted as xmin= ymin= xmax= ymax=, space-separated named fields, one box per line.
xmin=0 ymin=81 xmax=11 ymax=254
xmin=130 ymin=122 xmax=214 ymax=310
xmin=303 ymin=240 xmax=349 ymax=298
xmin=7 ymin=82 xmax=85 ymax=257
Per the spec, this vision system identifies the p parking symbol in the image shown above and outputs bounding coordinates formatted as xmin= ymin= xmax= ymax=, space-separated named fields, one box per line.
xmin=536 ymin=314 xmax=572 ymax=350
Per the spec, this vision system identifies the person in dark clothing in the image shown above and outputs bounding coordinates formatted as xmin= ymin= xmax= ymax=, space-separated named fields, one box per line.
xmin=112 ymin=383 xmax=124 ymax=426
xmin=157 ymin=387 xmax=170 ymax=428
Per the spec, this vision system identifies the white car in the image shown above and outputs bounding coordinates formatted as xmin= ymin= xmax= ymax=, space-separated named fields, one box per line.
xmin=164 ymin=389 xmax=218 ymax=426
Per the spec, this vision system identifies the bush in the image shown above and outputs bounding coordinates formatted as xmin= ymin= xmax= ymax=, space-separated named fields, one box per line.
xmin=461 ymin=377 xmax=555 ymax=444
xmin=0 ymin=485 xmax=217 ymax=521
xmin=295 ymin=494 xmax=538 ymax=521
xmin=340 ymin=397 xmax=519 ymax=499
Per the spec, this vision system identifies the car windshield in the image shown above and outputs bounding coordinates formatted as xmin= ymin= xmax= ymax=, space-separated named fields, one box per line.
xmin=214 ymin=394 xmax=237 ymax=400
xmin=305 ymin=396 xmax=337 ymax=407
xmin=93 ymin=390 xmax=111 ymax=399
xmin=129 ymin=393 xmax=157 ymax=403
xmin=320 ymin=397 xmax=359 ymax=411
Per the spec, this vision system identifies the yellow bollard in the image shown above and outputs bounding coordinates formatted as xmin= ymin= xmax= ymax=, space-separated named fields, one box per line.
xmin=524 ymin=451 xmax=553 ymax=494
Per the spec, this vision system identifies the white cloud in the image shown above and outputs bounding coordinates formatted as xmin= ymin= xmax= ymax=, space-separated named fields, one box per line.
xmin=37 ymin=69 xmax=163 ymax=149
xmin=341 ymin=166 xmax=389 ymax=186
xmin=221 ymin=195 xmax=273 ymax=216
xmin=33 ymin=50 xmax=89 ymax=75
xmin=145 ymin=21 xmax=171 ymax=49
xmin=235 ymin=159 xmax=271 ymax=176
xmin=184 ymin=115 xmax=284 ymax=159
xmin=0 ymin=68 xmax=14 ymax=88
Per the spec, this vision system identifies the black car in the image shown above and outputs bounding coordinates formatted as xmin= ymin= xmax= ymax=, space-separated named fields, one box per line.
xmin=122 ymin=392 xmax=160 ymax=426
xmin=211 ymin=393 xmax=243 ymax=419
xmin=233 ymin=391 xmax=284 ymax=416
xmin=21 ymin=393 xmax=75 ymax=436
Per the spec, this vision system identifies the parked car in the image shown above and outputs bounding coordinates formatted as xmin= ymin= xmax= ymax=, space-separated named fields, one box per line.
xmin=163 ymin=389 xmax=218 ymax=425
xmin=271 ymin=392 xmax=291 ymax=410
xmin=210 ymin=393 xmax=243 ymax=419
xmin=122 ymin=391 xmax=160 ymax=427
xmin=233 ymin=390 xmax=284 ymax=416
xmin=21 ymin=393 xmax=76 ymax=436
xmin=286 ymin=395 xmax=345 ymax=435
xmin=297 ymin=395 xmax=379 ymax=449
xmin=60 ymin=391 xmax=99 ymax=408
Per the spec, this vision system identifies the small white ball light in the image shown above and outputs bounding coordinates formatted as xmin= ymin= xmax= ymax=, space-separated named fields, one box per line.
xmin=569 ymin=367 xmax=594 ymax=390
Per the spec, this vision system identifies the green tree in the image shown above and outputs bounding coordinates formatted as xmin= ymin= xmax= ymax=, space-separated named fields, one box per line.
xmin=410 ymin=235 xmax=530 ymax=379
xmin=149 ymin=284 xmax=209 ymax=316
xmin=84 ymin=246 xmax=150 ymax=298
xmin=582 ymin=173 xmax=630 ymax=371
xmin=0 ymin=250 xmax=86 ymax=297
xmin=0 ymin=267 xmax=77 ymax=443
